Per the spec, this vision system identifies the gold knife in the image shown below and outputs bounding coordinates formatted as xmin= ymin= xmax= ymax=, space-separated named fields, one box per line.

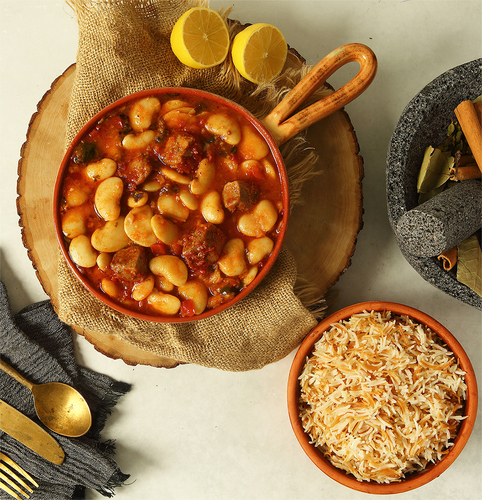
xmin=0 ymin=399 xmax=65 ymax=465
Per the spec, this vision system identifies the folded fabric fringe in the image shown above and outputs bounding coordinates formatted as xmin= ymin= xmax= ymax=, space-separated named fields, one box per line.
xmin=0 ymin=281 xmax=131 ymax=498
xmin=56 ymin=0 xmax=326 ymax=371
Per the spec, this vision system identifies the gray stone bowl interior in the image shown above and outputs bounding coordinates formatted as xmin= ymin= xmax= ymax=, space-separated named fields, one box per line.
xmin=386 ymin=59 xmax=482 ymax=310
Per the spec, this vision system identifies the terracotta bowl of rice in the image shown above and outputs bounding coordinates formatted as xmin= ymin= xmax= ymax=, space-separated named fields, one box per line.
xmin=287 ymin=301 xmax=477 ymax=494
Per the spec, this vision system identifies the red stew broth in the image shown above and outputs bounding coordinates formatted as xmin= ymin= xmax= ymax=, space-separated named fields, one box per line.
xmin=59 ymin=93 xmax=285 ymax=318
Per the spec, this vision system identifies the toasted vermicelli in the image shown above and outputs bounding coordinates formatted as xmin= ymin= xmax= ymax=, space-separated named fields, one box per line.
xmin=298 ymin=310 xmax=467 ymax=483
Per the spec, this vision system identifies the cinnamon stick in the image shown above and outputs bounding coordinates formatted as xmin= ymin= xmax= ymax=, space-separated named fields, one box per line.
xmin=454 ymin=100 xmax=482 ymax=173
xmin=438 ymin=246 xmax=458 ymax=271
xmin=450 ymin=164 xmax=482 ymax=181
xmin=449 ymin=151 xmax=481 ymax=180
xmin=454 ymin=149 xmax=477 ymax=168
xmin=474 ymin=100 xmax=482 ymax=123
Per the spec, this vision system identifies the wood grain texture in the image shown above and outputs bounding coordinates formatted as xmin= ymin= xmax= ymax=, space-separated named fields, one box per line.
xmin=17 ymin=64 xmax=363 ymax=368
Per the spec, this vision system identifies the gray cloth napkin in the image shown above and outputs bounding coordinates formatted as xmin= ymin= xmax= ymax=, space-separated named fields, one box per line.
xmin=0 ymin=281 xmax=131 ymax=498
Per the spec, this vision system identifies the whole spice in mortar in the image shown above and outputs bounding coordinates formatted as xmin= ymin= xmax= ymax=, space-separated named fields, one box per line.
xmin=454 ymin=100 xmax=482 ymax=172
xmin=413 ymin=97 xmax=482 ymax=296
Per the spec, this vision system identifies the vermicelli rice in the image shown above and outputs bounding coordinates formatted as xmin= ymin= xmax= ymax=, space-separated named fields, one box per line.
xmin=298 ymin=310 xmax=467 ymax=483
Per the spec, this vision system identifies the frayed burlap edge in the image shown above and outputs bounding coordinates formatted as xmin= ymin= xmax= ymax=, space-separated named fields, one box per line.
xmin=59 ymin=247 xmax=318 ymax=371
xmin=64 ymin=0 xmax=331 ymax=210
xmin=58 ymin=0 xmax=327 ymax=370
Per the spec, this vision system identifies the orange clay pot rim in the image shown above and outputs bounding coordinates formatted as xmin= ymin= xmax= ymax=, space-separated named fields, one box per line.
xmin=53 ymin=87 xmax=290 ymax=324
xmin=287 ymin=301 xmax=478 ymax=495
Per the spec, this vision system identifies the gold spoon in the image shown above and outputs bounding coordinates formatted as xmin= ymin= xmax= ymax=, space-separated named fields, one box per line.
xmin=0 ymin=359 xmax=92 ymax=437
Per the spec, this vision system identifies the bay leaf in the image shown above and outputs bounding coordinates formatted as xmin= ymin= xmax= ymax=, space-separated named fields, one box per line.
xmin=457 ymin=234 xmax=482 ymax=297
xmin=418 ymin=183 xmax=445 ymax=204
xmin=447 ymin=122 xmax=455 ymax=136
xmin=417 ymin=146 xmax=453 ymax=193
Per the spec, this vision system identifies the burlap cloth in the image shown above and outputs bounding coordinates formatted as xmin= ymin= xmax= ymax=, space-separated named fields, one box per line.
xmin=58 ymin=0 xmax=328 ymax=371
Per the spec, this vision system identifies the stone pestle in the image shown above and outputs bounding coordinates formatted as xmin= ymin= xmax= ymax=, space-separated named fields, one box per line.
xmin=396 ymin=179 xmax=482 ymax=257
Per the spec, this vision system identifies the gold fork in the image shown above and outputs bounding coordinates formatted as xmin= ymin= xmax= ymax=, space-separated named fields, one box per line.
xmin=0 ymin=453 xmax=38 ymax=500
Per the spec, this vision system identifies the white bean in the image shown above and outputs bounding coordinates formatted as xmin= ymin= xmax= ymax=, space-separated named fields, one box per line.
xmin=69 ymin=235 xmax=97 ymax=268
xmin=160 ymin=100 xmax=190 ymax=114
xmin=161 ymin=166 xmax=191 ymax=185
xmin=124 ymin=205 xmax=157 ymax=247
xmin=127 ymin=191 xmax=149 ymax=208
xmin=96 ymin=252 xmax=112 ymax=271
xmin=157 ymin=275 xmax=175 ymax=293
xmin=218 ymin=238 xmax=247 ymax=277
xmin=129 ymin=97 xmax=161 ymax=133
xmin=62 ymin=206 xmax=87 ymax=239
xmin=64 ymin=184 xmax=90 ymax=207
xmin=190 ymin=159 xmax=215 ymax=195
xmin=178 ymin=280 xmax=208 ymax=315
xmin=147 ymin=289 xmax=181 ymax=316
xmin=237 ymin=123 xmax=270 ymax=160
xmin=205 ymin=113 xmax=241 ymax=145
xmin=91 ymin=216 xmax=130 ymax=253
xmin=162 ymin=109 xmax=197 ymax=129
xmin=246 ymin=236 xmax=274 ymax=265
xmin=201 ymin=191 xmax=224 ymax=224
xmin=179 ymin=188 xmax=199 ymax=211
xmin=242 ymin=266 xmax=258 ymax=286
xmin=94 ymin=176 xmax=123 ymax=221
xmin=238 ymin=200 xmax=278 ymax=237
xmin=122 ymin=130 xmax=156 ymax=150
xmin=149 ymin=255 xmax=188 ymax=286
xmin=101 ymin=278 xmax=119 ymax=299
xmin=140 ymin=179 xmax=164 ymax=192
xmin=261 ymin=158 xmax=277 ymax=180
xmin=132 ymin=274 xmax=155 ymax=301
xmin=151 ymin=214 xmax=179 ymax=245
xmin=157 ymin=193 xmax=189 ymax=222
xmin=165 ymin=106 xmax=195 ymax=115
xmin=85 ymin=158 xmax=117 ymax=181
xmin=239 ymin=160 xmax=263 ymax=178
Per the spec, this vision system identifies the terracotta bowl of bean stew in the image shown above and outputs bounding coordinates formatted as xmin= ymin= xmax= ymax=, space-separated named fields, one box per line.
xmin=287 ymin=302 xmax=477 ymax=494
xmin=54 ymin=44 xmax=377 ymax=323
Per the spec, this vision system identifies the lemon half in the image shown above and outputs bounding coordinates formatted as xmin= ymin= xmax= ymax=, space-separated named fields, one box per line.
xmin=170 ymin=7 xmax=230 ymax=69
xmin=231 ymin=23 xmax=288 ymax=84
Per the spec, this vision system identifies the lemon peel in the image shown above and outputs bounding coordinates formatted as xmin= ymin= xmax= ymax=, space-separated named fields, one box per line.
xmin=170 ymin=7 xmax=230 ymax=69
xmin=231 ymin=23 xmax=288 ymax=84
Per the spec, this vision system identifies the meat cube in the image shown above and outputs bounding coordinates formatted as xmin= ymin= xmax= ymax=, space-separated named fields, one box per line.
xmin=182 ymin=222 xmax=227 ymax=273
xmin=110 ymin=245 xmax=149 ymax=282
xmin=222 ymin=181 xmax=260 ymax=213
xmin=120 ymin=154 xmax=152 ymax=187
xmin=159 ymin=132 xmax=195 ymax=166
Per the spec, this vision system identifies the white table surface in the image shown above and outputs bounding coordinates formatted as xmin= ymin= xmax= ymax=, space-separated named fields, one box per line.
xmin=1 ymin=1 xmax=481 ymax=499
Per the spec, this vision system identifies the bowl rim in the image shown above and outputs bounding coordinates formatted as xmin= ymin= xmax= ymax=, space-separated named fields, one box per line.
xmin=386 ymin=58 xmax=482 ymax=310
xmin=53 ymin=87 xmax=290 ymax=324
xmin=287 ymin=301 xmax=478 ymax=494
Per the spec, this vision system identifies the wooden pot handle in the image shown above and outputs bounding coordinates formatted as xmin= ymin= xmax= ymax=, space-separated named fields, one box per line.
xmin=261 ymin=43 xmax=377 ymax=145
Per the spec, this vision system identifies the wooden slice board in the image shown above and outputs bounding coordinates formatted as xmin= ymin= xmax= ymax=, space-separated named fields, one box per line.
xmin=17 ymin=63 xmax=363 ymax=368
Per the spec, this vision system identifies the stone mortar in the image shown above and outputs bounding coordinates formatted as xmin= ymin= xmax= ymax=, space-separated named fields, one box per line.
xmin=386 ymin=59 xmax=482 ymax=310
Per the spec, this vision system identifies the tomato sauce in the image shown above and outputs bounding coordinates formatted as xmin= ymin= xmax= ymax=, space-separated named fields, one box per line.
xmin=59 ymin=93 xmax=285 ymax=318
